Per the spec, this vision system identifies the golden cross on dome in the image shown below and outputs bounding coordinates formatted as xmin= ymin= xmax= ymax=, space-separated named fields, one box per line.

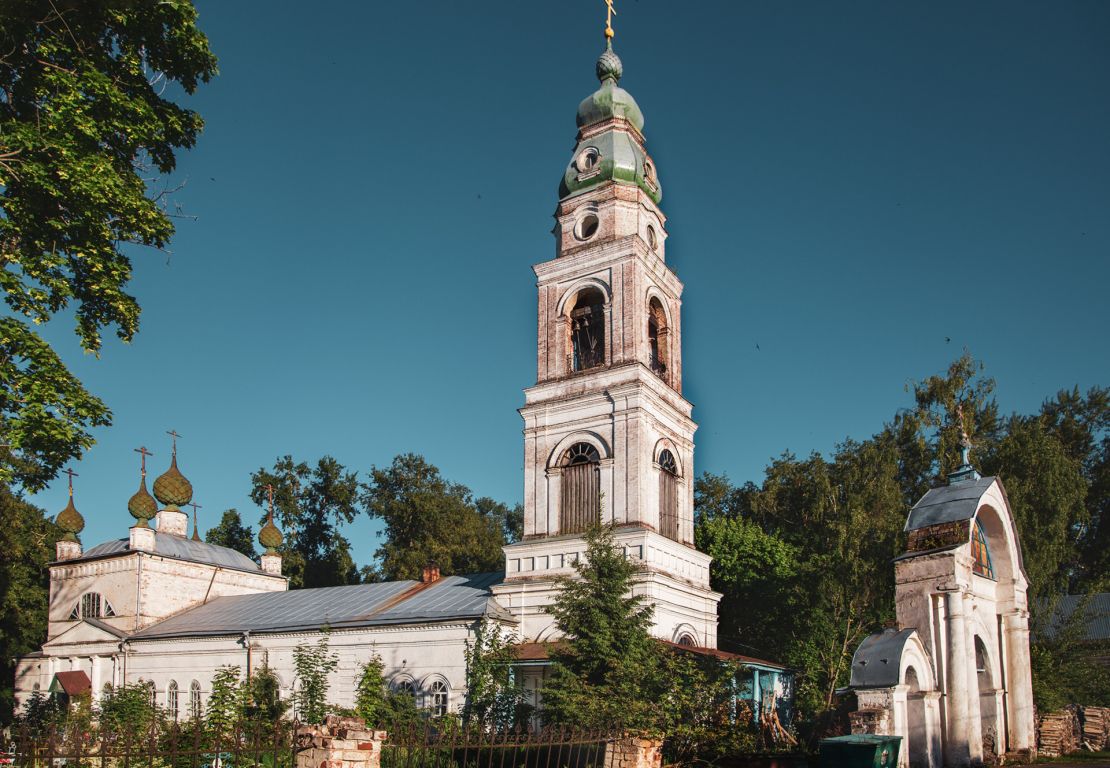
xmin=166 ymin=429 xmax=182 ymax=457
xmin=265 ymin=483 xmax=276 ymax=519
xmin=134 ymin=445 xmax=153 ymax=476
xmin=63 ymin=467 xmax=79 ymax=497
xmin=603 ymin=0 xmax=616 ymax=39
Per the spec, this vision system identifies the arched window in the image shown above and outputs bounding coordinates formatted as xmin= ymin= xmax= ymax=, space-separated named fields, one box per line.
xmin=167 ymin=680 xmax=179 ymax=720
xmin=393 ymin=678 xmax=417 ymax=705
xmin=658 ymin=449 xmax=680 ymax=541
xmin=427 ymin=680 xmax=449 ymax=717
xmin=676 ymin=633 xmax=696 ymax=647
xmin=647 ymin=297 xmax=669 ymax=379
xmin=971 ymin=519 xmax=994 ymax=579
xmin=560 ymin=443 xmax=601 ymax=534
xmin=189 ymin=680 xmax=202 ymax=719
xmin=70 ymin=592 xmax=115 ymax=620
xmin=567 ymin=287 xmax=606 ymax=372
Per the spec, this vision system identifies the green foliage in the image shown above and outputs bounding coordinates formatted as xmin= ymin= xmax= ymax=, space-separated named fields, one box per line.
xmin=13 ymin=689 xmax=64 ymax=732
xmin=293 ymin=633 xmax=338 ymax=724
xmin=463 ymin=619 xmax=529 ymax=729
xmin=251 ymin=456 xmax=362 ymax=588
xmin=1030 ymin=595 xmax=1110 ymax=712
xmin=245 ymin=664 xmax=288 ymax=725
xmin=697 ymin=354 xmax=1110 ymax=722
xmin=206 ymin=665 xmax=247 ymax=736
xmin=98 ymin=681 xmax=163 ymax=734
xmin=205 ymin=509 xmax=257 ymax=559
xmin=0 ymin=487 xmax=57 ymax=723
xmin=353 ymin=655 xmax=389 ymax=726
xmin=0 ymin=0 xmax=216 ymax=490
xmin=363 ymin=454 xmax=508 ymax=580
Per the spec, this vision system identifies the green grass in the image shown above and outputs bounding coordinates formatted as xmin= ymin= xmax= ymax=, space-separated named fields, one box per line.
xmin=1035 ymin=750 xmax=1110 ymax=764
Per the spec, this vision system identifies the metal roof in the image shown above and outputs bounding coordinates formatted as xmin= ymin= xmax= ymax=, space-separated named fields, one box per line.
xmin=131 ymin=572 xmax=512 ymax=640
xmin=903 ymin=476 xmax=997 ymax=532
xmin=74 ymin=532 xmax=261 ymax=572
xmin=849 ymin=628 xmax=916 ymax=689
xmin=1042 ymin=593 xmax=1110 ymax=642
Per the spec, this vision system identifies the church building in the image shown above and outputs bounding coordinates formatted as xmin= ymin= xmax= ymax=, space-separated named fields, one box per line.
xmin=14 ymin=33 xmax=783 ymax=721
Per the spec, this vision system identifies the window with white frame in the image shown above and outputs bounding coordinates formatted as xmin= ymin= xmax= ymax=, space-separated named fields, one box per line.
xmin=167 ymin=680 xmax=179 ymax=720
xmin=69 ymin=592 xmax=116 ymax=620
xmin=189 ymin=680 xmax=202 ymax=719
xmin=428 ymin=680 xmax=449 ymax=716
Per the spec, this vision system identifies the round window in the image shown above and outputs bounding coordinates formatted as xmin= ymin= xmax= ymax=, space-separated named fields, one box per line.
xmin=646 ymin=225 xmax=658 ymax=250
xmin=575 ymin=213 xmax=600 ymax=241
xmin=643 ymin=158 xmax=656 ymax=184
xmin=576 ymin=147 xmax=601 ymax=173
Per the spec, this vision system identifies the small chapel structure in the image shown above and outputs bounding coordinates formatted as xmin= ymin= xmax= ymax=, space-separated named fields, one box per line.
xmin=14 ymin=31 xmax=789 ymax=722
xmin=847 ymin=425 xmax=1037 ymax=767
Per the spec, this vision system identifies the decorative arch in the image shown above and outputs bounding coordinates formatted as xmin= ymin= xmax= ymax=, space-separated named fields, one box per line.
xmin=672 ymin=624 xmax=699 ymax=647
xmin=972 ymin=503 xmax=1021 ymax=586
xmin=897 ymin=633 xmax=938 ymax=691
xmin=70 ymin=592 xmax=116 ymax=620
xmin=652 ymin=438 xmax=683 ymax=474
xmin=547 ymin=431 xmax=611 ymax=469
xmin=391 ymin=675 xmax=417 ymax=698
xmin=420 ymin=673 xmax=451 ymax=716
xmin=555 ymin=277 xmax=612 ymax=317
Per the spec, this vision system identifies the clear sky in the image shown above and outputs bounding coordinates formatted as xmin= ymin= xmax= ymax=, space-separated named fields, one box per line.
xmin=31 ymin=1 xmax=1110 ymax=566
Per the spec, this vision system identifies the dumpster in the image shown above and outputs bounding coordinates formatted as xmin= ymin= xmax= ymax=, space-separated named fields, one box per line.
xmin=818 ymin=734 xmax=901 ymax=768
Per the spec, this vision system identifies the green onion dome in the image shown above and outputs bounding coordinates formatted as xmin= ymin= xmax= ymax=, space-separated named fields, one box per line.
xmin=153 ymin=453 xmax=193 ymax=508
xmin=128 ymin=475 xmax=158 ymax=527
xmin=56 ymin=496 xmax=85 ymax=543
xmin=258 ymin=513 xmax=283 ymax=555
xmin=576 ymin=42 xmax=643 ymax=132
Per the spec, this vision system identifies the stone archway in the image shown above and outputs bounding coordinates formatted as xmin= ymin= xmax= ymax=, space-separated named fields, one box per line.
xmin=975 ymin=635 xmax=1002 ymax=756
xmin=904 ymin=666 xmax=929 ymax=768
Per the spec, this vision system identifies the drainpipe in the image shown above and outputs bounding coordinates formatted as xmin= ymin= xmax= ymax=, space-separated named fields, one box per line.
xmin=240 ymin=631 xmax=252 ymax=679
xmin=134 ymin=554 xmax=143 ymax=631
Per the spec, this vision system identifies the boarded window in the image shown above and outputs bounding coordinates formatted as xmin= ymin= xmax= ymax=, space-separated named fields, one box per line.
xmin=560 ymin=443 xmax=601 ymax=534
xmin=658 ymin=449 xmax=680 ymax=541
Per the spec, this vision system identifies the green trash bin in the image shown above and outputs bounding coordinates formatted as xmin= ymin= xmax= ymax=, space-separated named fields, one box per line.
xmin=819 ymin=734 xmax=901 ymax=768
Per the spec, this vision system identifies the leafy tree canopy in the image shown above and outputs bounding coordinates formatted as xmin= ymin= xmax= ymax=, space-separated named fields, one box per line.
xmin=204 ymin=508 xmax=257 ymax=559
xmin=363 ymin=453 xmax=508 ymax=581
xmin=250 ymin=456 xmax=362 ymax=588
xmin=0 ymin=0 xmax=216 ymax=490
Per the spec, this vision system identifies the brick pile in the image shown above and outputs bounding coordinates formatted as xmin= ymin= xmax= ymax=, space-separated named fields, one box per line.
xmin=295 ymin=715 xmax=387 ymax=768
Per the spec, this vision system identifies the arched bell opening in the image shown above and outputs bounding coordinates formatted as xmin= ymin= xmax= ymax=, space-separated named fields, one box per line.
xmin=647 ymin=296 xmax=669 ymax=380
xmin=566 ymin=287 xmax=606 ymax=372
xmin=560 ymin=443 xmax=601 ymax=534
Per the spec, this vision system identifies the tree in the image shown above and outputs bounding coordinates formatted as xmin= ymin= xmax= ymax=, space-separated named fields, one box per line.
xmin=541 ymin=525 xmax=664 ymax=730
xmin=363 ymin=454 xmax=507 ymax=581
xmin=353 ymin=655 xmax=389 ymax=726
xmin=205 ymin=509 xmax=257 ymax=559
xmin=292 ymin=633 xmax=337 ymax=724
xmin=0 ymin=488 xmax=58 ymax=723
xmin=245 ymin=663 xmax=287 ymax=725
xmin=206 ymin=665 xmax=246 ymax=737
xmin=250 ymin=456 xmax=362 ymax=588
xmin=97 ymin=680 xmax=162 ymax=734
xmin=0 ymin=0 xmax=216 ymax=491
xmin=463 ymin=618 xmax=528 ymax=729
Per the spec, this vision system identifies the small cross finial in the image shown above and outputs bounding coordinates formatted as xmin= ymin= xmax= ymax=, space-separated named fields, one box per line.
xmin=947 ymin=403 xmax=981 ymax=484
xmin=603 ymin=0 xmax=616 ymax=40
xmin=189 ymin=501 xmax=203 ymax=540
xmin=63 ymin=468 xmax=79 ymax=497
xmin=166 ymin=430 xmax=182 ymax=457
xmin=265 ymin=483 xmax=275 ymax=520
xmin=134 ymin=445 xmax=153 ymax=476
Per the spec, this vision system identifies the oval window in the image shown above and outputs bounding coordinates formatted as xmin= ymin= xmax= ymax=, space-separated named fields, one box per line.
xmin=575 ymin=214 xmax=600 ymax=241
xmin=576 ymin=147 xmax=601 ymax=173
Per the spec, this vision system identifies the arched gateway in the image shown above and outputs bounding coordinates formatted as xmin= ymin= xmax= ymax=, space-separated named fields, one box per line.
xmin=847 ymin=432 xmax=1035 ymax=767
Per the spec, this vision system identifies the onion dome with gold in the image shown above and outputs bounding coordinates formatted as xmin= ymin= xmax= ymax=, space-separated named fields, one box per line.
xmin=259 ymin=511 xmax=283 ymax=555
xmin=128 ymin=474 xmax=158 ymax=527
xmin=153 ymin=452 xmax=193 ymax=509
xmin=56 ymin=492 xmax=85 ymax=543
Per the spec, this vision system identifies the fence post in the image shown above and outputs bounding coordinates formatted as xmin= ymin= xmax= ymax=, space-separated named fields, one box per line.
xmin=295 ymin=715 xmax=387 ymax=768
xmin=603 ymin=735 xmax=662 ymax=768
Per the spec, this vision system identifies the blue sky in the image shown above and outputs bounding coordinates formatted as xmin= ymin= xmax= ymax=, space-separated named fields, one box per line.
xmin=31 ymin=1 xmax=1110 ymax=565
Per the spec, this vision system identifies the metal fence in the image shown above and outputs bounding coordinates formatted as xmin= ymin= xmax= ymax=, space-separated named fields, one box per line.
xmin=5 ymin=721 xmax=614 ymax=768
xmin=382 ymin=722 xmax=612 ymax=768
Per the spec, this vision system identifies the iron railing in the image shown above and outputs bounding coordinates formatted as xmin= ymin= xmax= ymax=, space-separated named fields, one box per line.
xmin=382 ymin=722 xmax=614 ymax=768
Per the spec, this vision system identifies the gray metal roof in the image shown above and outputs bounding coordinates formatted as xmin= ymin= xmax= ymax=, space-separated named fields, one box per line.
xmin=849 ymin=629 xmax=916 ymax=689
xmin=130 ymin=572 xmax=512 ymax=640
xmin=1042 ymin=593 xmax=1110 ymax=642
xmin=75 ymin=532 xmax=261 ymax=572
xmin=903 ymin=476 xmax=997 ymax=532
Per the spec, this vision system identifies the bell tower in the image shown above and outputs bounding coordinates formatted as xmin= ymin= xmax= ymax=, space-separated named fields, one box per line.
xmin=493 ymin=38 xmax=721 ymax=649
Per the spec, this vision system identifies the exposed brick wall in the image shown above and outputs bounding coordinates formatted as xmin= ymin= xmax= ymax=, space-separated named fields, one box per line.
xmin=295 ymin=716 xmax=387 ymax=768
xmin=604 ymin=735 xmax=663 ymax=768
